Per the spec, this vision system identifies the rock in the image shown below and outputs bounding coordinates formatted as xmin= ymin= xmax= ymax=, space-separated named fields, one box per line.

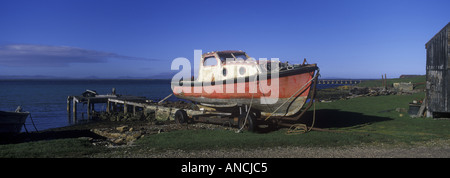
xmin=393 ymin=82 xmax=413 ymax=92
xmin=350 ymin=87 xmax=370 ymax=95
xmin=113 ymin=138 xmax=125 ymax=144
xmin=91 ymin=128 xmax=105 ymax=136
xmin=91 ymin=127 xmax=144 ymax=145
xmin=109 ymin=133 xmax=123 ymax=139
xmin=116 ymin=126 xmax=129 ymax=133
xmin=131 ymin=131 xmax=142 ymax=138
xmin=125 ymin=131 xmax=142 ymax=143
xmin=77 ymin=137 xmax=93 ymax=141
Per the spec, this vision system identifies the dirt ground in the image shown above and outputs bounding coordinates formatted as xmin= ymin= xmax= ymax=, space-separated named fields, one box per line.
xmin=11 ymin=120 xmax=450 ymax=158
xmin=75 ymin=121 xmax=450 ymax=158
xmin=94 ymin=139 xmax=450 ymax=158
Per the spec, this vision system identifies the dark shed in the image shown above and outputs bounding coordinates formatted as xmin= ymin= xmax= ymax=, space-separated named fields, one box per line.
xmin=426 ymin=22 xmax=450 ymax=117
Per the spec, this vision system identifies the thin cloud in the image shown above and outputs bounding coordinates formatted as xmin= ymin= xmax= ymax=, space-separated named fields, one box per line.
xmin=0 ymin=44 xmax=156 ymax=67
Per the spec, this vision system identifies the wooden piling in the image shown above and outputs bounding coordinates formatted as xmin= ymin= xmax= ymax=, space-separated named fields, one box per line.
xmin=124 ymin=102 xmax=128 ymax=114
xmin=67 ymin=96 xmax=71 ymax=123
xmin=87 ymin=99 xmax=91 ymax=120
xmin=72 ymin=98 xmax=77 ymax=122
xmin=67 ymin=96 xmax=71 ymax=114
xmin=106 ymin=100 xmax=110 ymax=113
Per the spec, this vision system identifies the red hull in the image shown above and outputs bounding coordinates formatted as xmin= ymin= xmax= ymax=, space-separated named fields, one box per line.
xmin=172 ymin=65 xmax=318 ymax=117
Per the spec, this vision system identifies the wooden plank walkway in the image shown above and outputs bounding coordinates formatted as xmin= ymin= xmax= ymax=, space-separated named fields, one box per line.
xmin=67 ymin=91 xmax=209 ymax=123
xmin=67 ymin=94 xmax=147 ymax=122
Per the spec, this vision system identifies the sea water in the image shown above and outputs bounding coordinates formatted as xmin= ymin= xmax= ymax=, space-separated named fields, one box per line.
xmin=0 ymin=79 xmax=353 ymax=132
xmin=0 ymin=79 xmax=173 ymax=132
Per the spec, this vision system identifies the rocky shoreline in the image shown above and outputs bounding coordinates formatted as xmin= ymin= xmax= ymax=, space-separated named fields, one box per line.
xmin=316 ymin=85 xmax=421 ymax=102
xmin=89 ymin=121 xmax=237 ymax=146
xmin=27 ymin=119 xmax=237 ymax=147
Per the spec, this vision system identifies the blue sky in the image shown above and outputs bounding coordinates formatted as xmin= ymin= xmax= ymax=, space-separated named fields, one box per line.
xmin=0 ymin=0 xmax=449 ymax=79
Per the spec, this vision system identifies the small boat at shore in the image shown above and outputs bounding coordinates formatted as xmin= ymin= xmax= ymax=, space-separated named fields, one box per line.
xmin=172 ymin=50 xmax=319 ymax=121
xmin=0 ymin=106 xmax=30 ymax=134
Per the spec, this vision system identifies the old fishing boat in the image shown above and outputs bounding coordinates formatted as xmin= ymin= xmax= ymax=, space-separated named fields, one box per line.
xmin=0 ymin=106 xmax=29 ymax=133
xmin=171 ymin=50 xmax=319 ymax=131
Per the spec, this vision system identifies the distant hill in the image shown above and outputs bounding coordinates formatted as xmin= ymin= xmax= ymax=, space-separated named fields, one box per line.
xmin=0 ymin=74 xmax=176 ymax=80
xmin=0 ymin=75 xmax=70 ymax=79
xmin=399 ymin=75 xmax=423 ymax=79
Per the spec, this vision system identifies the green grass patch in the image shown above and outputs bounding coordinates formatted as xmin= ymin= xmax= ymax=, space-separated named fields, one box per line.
xmin=135 ymin=91 xmax=450 ymax=151
xmin=358 ymin=75 xmax=426 ymax=89
xmin=309 ymin=92 xmax=450 ymax=143
xmin=134 ymin=129 xmax=391 ymax=151
xmin=0 ymin=138 xmax=106 ymax=158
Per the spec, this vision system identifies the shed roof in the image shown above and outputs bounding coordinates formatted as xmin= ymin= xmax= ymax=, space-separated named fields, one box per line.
xmin=425 ymin=22 xmax=450 ymax=47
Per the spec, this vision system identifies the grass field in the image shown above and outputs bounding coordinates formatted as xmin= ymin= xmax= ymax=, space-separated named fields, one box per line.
xmin=133 ymin=91 xmax=450 ymax=152
xmin=0 ymin=137 xmax=105 ymax=158
xmin=358 ymin=75 xmax=426 ymax=89
xmin=2 ymin=76 xmax=450 ymax=157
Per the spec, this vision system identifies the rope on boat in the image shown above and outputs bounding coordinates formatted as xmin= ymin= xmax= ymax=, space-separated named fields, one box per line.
xmin=235 ymin=93 xmax=254 ymax=133
xmin=235 ymin=72 xmax=260 ymax=133
xmin=22 ymin=113 xmax=39 ymax=133
xmin=264 ymin=69 xmax=319 ymax=121
xmin=30 ymin=113 xmax=38 ymax=132
xmin=158 ymin=93 xmax=173 ymax=104
xmin=286 ymin=99 xmax=316 ymax=135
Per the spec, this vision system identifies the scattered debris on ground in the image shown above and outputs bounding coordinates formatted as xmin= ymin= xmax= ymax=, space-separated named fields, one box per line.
xmin=87 ymin=121 xmax=237 ymax=146
xmin=317 ymin=86 xmax=421 ymax=102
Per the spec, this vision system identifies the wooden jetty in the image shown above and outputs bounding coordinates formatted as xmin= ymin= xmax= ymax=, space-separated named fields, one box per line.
xmin=67 ymin=93 xmax=148 ymax=122
xmin=317 ymin=79 xmax=362 ymax=85
xmin=67 ymin=89 xmax=208 ymax=123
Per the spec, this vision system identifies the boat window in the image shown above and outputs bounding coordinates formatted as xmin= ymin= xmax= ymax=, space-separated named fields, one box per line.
xmin=218 ymin=53 xmax=247 ymax=62
xmin=239 ymin=67 xmax=246 ymax=75
xmin=219 ymin=54 xmax=234 ymax=62
xmin=203 ymin=57 xmax=218 ymax=66
xmin=234 ymin=54 xmax=248 ymax=60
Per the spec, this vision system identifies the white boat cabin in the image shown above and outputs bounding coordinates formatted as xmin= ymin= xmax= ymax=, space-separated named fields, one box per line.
xmin=197 ymin=50 xmax=261 ymax=82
